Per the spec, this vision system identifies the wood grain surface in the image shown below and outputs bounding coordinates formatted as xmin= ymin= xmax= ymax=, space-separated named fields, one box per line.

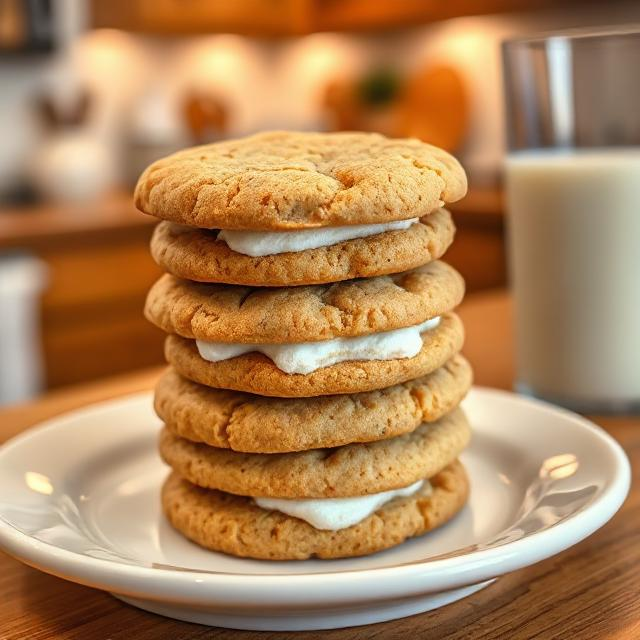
xmin=0 ymin=292 xmax=638 ymax=640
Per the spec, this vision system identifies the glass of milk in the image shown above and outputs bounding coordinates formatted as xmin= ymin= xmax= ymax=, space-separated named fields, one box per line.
xmin=502 ymin=28 xmax=640 ymax=413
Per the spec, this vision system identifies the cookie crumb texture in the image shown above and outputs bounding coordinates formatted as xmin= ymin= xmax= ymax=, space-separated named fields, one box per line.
xmin=150 ymin=207 xmax=455 ymax=287
xmin=155 ymin=354 xmax=473 ymax=453
xmin=158 ymin=407 xmax=471 ymax=499
xmin=161 ymin=460 xmax=469 ymax=560
xmin=134 ymin=131 xmax=467 ymax=230
xmin=145 ymin=260 xmax=464 ymax=343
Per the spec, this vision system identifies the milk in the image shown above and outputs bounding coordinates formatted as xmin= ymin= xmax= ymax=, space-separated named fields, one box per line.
xmin=505 ymin=149 xmax=640 ymax=410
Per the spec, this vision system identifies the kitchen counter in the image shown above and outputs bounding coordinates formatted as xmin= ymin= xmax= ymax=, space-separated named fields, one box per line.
xmin=0 ymin=192 xmax=155 ymax=248
xmin=0 ymin=193 xmax=164 ymax=388
xmin=0 ymin=290 xmax=637 ymax=639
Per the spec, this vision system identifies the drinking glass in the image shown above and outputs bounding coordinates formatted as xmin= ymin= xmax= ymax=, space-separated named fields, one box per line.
xmin=502 ymin=28 xmax=640 ymax=413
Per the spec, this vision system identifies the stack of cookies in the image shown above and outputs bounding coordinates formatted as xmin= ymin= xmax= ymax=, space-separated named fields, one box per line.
xmin=136 ymin=131 xmax=473 ymax=560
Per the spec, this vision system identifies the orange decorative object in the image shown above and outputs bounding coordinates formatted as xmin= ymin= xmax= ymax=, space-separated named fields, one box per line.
xmin=322 ymin=64 xmax=469 ymax=152
xmin=400 ymin=65 xmax=469 ymax=151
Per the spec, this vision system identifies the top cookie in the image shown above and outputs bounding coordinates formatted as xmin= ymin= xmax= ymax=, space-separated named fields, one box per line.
xmin=134 ymin=131 xmax=467 ymax=230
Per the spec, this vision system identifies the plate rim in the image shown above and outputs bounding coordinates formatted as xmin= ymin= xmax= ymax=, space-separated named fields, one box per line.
xmin=0 ymin=387 xmax=630 ymax=607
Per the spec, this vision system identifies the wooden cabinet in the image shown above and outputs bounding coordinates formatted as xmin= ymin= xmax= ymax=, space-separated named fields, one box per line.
xmin=0 ymin=195 xmax=165 ymax=389
xmin=91 ymin=0 xmax=584 ymax=35
xmin=447 ymin=187 xmax=507 ymax=293
xmin=91 ymin=0 xmax=310 ymax=36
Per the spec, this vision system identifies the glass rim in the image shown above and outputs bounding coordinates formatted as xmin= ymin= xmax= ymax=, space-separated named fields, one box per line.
xmin=503 ymin=24 xmax=640 ymax=49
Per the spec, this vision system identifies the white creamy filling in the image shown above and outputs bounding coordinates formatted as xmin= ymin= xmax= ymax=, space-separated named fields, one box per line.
xmin=217 ymin=218 xmax=419 ymax=257
xmin=255 ymin=479 xmax=429 ymax=531
xmin=196 ymin=316 xmax=441 ymax=375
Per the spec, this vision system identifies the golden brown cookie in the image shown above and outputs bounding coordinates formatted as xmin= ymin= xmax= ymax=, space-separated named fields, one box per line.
xmin=164 ymin=312 xmax=464 ymax=397
xmin=161 ymin=459 xmax=469 ymax=560
xmin=145 ymin=261 xmax=464 ymax=344
xmin=135 ymin=131 xmax=467 ymax=231
xmin=156 ymin=354 xmax=472 ymax=453
xmin=150 ymin=208 xmax=455 ymax=286
xmin=159 ymin=406 xmax=470 ymax=498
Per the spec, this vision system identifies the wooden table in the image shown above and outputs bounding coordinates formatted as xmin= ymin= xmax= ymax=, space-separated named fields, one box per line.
xmin=1 ymin=292 xmax=638 ymax=640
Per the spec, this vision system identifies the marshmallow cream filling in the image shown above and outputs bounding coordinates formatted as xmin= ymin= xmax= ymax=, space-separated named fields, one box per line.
xmin=196 ymin=316 xmax=441 ymax=375
xmin=217 ymin=218 xmax=419 ymax=257
xmin=255 ymin=479 xmax=429 ymax=530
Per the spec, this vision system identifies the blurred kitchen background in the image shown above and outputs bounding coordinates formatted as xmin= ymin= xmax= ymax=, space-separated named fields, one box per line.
xmin=1 ymin=0 xmax=639 ymax=405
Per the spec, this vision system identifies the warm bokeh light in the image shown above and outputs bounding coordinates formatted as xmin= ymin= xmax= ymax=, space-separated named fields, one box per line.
xmin=277 ymin=32 xmax=366 ymax=129
xmin=71 ymin=28 xmax=149 ymax=97
xmin=170 ymin=34 xmax=266 ymax=133
xmin=406 ymin=15 xmax=520 ymax=181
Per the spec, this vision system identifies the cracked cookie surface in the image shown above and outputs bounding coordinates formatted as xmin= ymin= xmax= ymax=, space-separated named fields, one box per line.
xmin=156 ymin=355 xmax=472 ymax=452
xmin=159 ymin=407 xmax=470 ymax=498
xmin=134 ymin=131 xmax=467 ymax=230
xmin=145 ymin=260 xmax=464 ymax=343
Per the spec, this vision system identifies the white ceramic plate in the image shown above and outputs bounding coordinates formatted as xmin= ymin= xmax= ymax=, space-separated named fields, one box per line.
xmin=0 ymin=388 xmax=630 ymax=631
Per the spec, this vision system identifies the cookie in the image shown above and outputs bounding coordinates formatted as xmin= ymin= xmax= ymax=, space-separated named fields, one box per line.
xmin=145 ymin=261 xmax=464 ymax=344
xmin=134 ymin=131 xmax=467 ymax=231
xmin=150 ymin=208 xmax=455 ymax=287
xmin=161 ymin=459 xmax=468 ymax=560
xmin=165 ymin=311 xmax=463 ymax=397
xmin=156 ymin=355 xmax=472 ymax=453
xmin=159 ymin=406 xmax=470 ymax=498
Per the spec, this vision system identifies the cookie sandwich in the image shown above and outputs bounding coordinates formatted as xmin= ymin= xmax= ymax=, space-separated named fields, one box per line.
xmin=136 ymin=130 xmax=472 ymax=560
xmin=145 ymin=260 xmax=465 ymax=397
xmin=136 ymin=131 xmax=466 ymax=286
